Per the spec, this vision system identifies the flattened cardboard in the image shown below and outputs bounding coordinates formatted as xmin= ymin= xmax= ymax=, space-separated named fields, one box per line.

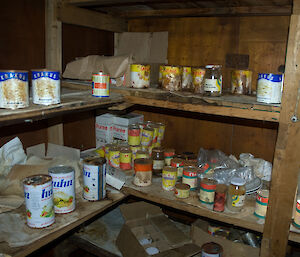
xmin=191 ymin=219 xmax=260 ymax=257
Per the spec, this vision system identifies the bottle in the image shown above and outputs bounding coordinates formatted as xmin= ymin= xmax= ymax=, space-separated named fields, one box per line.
xmin=152 ymin=147 xmax=164 ymax=175
xmin=204 ymin=65 xmax=222 ymax=96
xmin=226 ymin=177 xmax=246 ymax=212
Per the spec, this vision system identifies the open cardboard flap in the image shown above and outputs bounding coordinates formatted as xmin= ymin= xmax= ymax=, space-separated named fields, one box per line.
xmin=117 ymin=202 xmax=201 ymax=257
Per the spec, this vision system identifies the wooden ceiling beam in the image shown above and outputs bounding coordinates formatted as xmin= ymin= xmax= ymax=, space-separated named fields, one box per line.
xmin=119 ymin=5 xmax=292 ymax=18
xmin=58 ymin=4 xmax=128 ymax=32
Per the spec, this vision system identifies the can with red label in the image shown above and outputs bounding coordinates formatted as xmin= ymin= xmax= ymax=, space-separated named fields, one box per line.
xmin=92 ymin=71 xmax=110 ymax=97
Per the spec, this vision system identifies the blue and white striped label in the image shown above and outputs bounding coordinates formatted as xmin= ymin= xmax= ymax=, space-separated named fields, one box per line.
xmin=32 ymin=71 xmax=60 ymax=81
xmin=0 ymin=71 xmax=28 ymax=82
xmin=258 ymin=73 xmax=282 ymax=83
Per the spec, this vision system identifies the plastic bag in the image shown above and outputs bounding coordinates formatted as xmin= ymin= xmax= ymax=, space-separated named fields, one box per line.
xmin=213 ymin=167 xmax=255 ymax=185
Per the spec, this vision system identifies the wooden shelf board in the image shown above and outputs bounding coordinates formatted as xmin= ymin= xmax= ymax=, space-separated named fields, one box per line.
xmin=0 ymin=191 xmax=125 ymax=257
xmin=0 ymin=88 xmax=124 ymax=127
xmin=122 ymin=180 xmax=264 ymax=233
xmin=111 ymin=87 xmax=280 ymax=122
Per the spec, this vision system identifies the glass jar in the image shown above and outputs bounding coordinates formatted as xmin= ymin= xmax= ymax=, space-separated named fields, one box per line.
xmin=152 ymin=147 xmax=164 ymax=175
xmin=226 ymin=177 xmax=246 ymax=212
xmin=204 ymin=65 xmax=222 ymax=96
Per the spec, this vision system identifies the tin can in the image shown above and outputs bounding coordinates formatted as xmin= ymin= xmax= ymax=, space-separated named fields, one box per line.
xmin=162 ymin=166 xmax=177 ymax=191
xmin=171 ymin=158 xmax=184 ymax=179
xmin=133 ymin=158 xmax=152 ymax=187
xmin=182 ymin=166 xmax=197 ymax=190
xmin=128 ymin=124 xmax=141 ymax=146
xmin=149 ymin=124 xmax=159 ymax=146
xmin=95 ymin=146 xmax=105 ymax=158
xmin=162 ymin=65 xmax=182 ymax=91
xmin=138 ymin=122 xmax=147 ymax=141
xmin=131 ymin=64 xmax=150 ymax=89
xmin=293 ymin=200 xmax=300 ymax=228
xmin=182 ymin=67 xmax=193 ymax=91
xmin=213 ymin=184 xmax=227 ymax=212
xmin=109 ymin=146 xmax=120 ymax=168
xmin=254 ymin=189 xmax=269 ymax=219
xmin=174 ymin=183 xmax=190 ymax=199
xmin=201 ymin=242 xmax=223 ymax=257
xmin=231 ymin=70 xmax=252 ymax=95
xmin=164 ymin=148 xmax=175 ymax=166
xmin=120 ymin=147 xmax=132 ymax=170
xmin=83 ymin=157 xmax=106 ymax=201
xmin=131 ymin=145 xmax=141 ymax=163
xmin=158 ymin=65 xmax=164 ymax=87
xmin=257 ymin=73 xmax=283 ymax=103
xmin=23 ymin=175 xmax=55 ymax=228
xmin=48 ymin=166 xmax=75 ymax=214
xmin=193 ymin=67 xmax=206 ymax=94
xmin=0 ymin=70 xmax=29 ymax=109
xmin=104 ymin=143 xmax=114 ymax=161
xmin=141 ymin=126 xmax=154 ymax=147
xmin=136 ymin=150 xmax=149 ymax=159
xmin=32 ymin=69 xmax=60 ymax=105
xmin=92 ymin=71 xmax=110 ymax=97
xmin=199 ymin=178 xmax=217 ymax=206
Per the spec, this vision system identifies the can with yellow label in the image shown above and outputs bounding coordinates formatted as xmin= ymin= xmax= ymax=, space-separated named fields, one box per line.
xmin=131 ymin=64 xmax=150 ymax=89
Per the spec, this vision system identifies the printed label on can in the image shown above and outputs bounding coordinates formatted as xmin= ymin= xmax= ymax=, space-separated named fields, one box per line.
xmin=120 ymin=152 xmax=132 ymax=170
xmin=128 ymin=129 xmax=140 ymax=146
xmin=175 ymin=188 xmax=190 ymax=199
xmin=92 ymin=73 xmax=110 ymax=97
xmin=134 ymin=171 xmax=152 ymax=187
xmin=257 ymin=73 xmax=283 ymax=104
xmin=0 ymin=71 xmax=29 ymax=109
xmin=131 ymin=64 xmax=150 ymax=89
xmin=83 ymin=163 xmax=106 ymax=201
xmin=109 ymin=151 xmax=120 ymax=168
xmin=32 ymin=71 xmax=60 ymax=105
xmin=182 ymin=172 xmax=197 ymax=190
xmin=204 ymin=78 xmax=222 ymax=92
xmin=24 ymin=181 xmax=55 ymax=228
xmin=153 ymin=160 xmax=165 ymax=170
xmin=293 ymin=201 xmax=300 ymax=228
xmin=199 ymin=188 xmax=215 ymax=204
xmin=162 ymin=172 xmax=177 ymax=191
xmin=164 ymin=156 xmax=174 ymax=166
xmin=49 ymin=171 xmax=75 ymax=214
xmin=231 ymin=194 xmax=245 ymax=207
xmin=141 ymin=130 xmax=153 ymax=146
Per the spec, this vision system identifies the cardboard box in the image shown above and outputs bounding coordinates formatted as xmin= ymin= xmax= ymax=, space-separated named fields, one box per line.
xmin=95 ymin=114 xmax=115 ymax=147
xmin=191 ymin=219 xmax=260 ymax=257
xmin=116 ymin=202 xmax=201 ymax=257
xmin=114 ymin=113 xmax=144 ymax=127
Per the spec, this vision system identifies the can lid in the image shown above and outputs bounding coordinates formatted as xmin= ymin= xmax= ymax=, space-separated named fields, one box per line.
xmin=175 ymin=183 xmax=190 ymax=190
xmin=23 ymin=174 xmax=52 ymax=185
xmin=231 ymin=177 xmax=246 ymax=186
xmin=49 ymin=165 xmax=74 ymax=174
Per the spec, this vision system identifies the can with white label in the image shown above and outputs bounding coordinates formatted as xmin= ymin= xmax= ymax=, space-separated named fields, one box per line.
xmin=83 ymin=157 xmax=106 ymax=201
xmin=92 ymin=71 xmax=110 ymax=97
xmin=257 ymin=73 xmax=283 ymax=104
xmin=23 ymin=175 xmax=55 ymax=228
xmin=49 ymin=165 xmax=75 ymax=214
xmin=0 ymin=70 xmax=29 ymax=109
xmin=32 ymin=69 xmax=60 ymax=105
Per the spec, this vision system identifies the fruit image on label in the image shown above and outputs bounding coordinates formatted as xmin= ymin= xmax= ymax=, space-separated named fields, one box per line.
xmin=84 ymin=186 xmax=89 ymax=193
xmin=232 ymin=194 xmax=245 ymax=207
xmin=26 ymin=210 xmax=32 ymax=219
xmin=40 ymin=205 xmax=54 ymax=218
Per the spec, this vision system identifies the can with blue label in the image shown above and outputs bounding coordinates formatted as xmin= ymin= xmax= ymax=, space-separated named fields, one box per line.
xmin=32 ymin=69 xmax=60 ymax=105
xmin=257 ymin=73 xmax=283 ymax=104
xmin=0 ymin=70 xmax=29 ymax=109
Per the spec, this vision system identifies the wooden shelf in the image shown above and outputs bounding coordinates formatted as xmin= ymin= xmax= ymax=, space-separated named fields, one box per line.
xmin=0 ymin=191 xmax=125 ymax=257
xmin=0 ymin=88 xmax=124 ymax=127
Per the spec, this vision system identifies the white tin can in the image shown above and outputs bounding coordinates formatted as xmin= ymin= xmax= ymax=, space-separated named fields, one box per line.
xmin=32 ymin=69 xmax=60 ymax=105
xmin=257 ymin=73 xmax=283 ymax=104
xmin=23 ymin=175 xmax=55 ymax=228
xmin=92 ymin=71 xmax=110 ymax=97
xmin=83 ymin=157 xmax=106 ymax=201
xmin=0 ymin=70 xmax=29 ymax=109
xmin=130 ymin=64 xmax=150 ymax=88
xmin=49 ymin=165 xmax=75 ymax=214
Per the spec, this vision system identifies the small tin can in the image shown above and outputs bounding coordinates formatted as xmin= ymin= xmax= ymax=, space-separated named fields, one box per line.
xmin=141 ymin=127 xmax=154 ymax=147
xmin=32 ymin=69 xmax=60 ymax=105
xmin=23 ymin=175 xmax=55 ymax=228
xmin=231 ymin=69 xmax=252 ymax=95
xmin=293 ymin=200 xmax=300 ymax=229
xmin=133 ymin=158 xmax=152 ymax=187
xmin=182 ymin=67 xmax=193 ymax=91
xmin=92 ymin=71 xmax=110 ymax=97
xmin=109 ymin=146 xmax=120 ymax=168
xmin=0 ymin=70 xmax=29 ymax=109
xmin=164 ymin=148 xmax=175 ymax=166
xmin=49 ymin=165 xmax=75 ymax=214
xmin=257 ymin=73 xmax=283 ymax=104
xmin=162 ymin=65 xmax=182 ymax=91
xmin=254 ymin=189 xmax=269 ymax=219
xmin=174 ymin=183 xmax=190 ymax=199
xmin=201 ymin=242 xmax=223 ymax=257
xmin=182 ymin=166 xmax=197 ymax=190
xmin=171 ymin=158 xmax=184 ymax=179
xmin=213 ymin=184 xmax=227 ymax=212
xmin=162 ymin=166 xmax=177 ymax=191
xmin=136 ymin=150 xmax=149 ymax=159
xmin=193 ymin=67 xmax=206 ymax=94
xmin=120 ymin=147 xmax=132 ymax=170
xmin=199 ymin=178 xmax=217 ymax=206
xmin=131 ymin=64 xmax=150 ymax=88
xmin=83 ymin=157 xmax=106 ymax=201
xmin=128 ymin=124 xmax=141 ymax=146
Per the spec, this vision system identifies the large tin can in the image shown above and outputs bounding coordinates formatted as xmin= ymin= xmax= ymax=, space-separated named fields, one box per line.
xmin=133 ymin=158 xmax=152 ymax=187
xmin=128 ymin=124 xmax=141 ymax=146
xmin=83 ymin=157 xmax=106 ymax=201
xmin=32 ymin=69 xmax=60 ymax=105
xmin=92 ymin=71 xmax=110 ymax=97
xmin=141 ymin=126 xmax=154 ymax=147
xmin=162 ymin=65 xmax=182 ymax=91
xmin=231 ymin=69 xmax=252 ymax=95
xmin=120 ymin=147 xmax=132 ymax=170
xmin=257 ymin=73 xmax=283 ymax=104
xmin=182 ymin=67 xmax=193 ymax=91
xmin=193 ymin=67 xmax=206 ymax=94
xmin=199 ymin=178 xmax=217 ymax=206
xmin=254 ymin=189 xmax=269 ymax=219
xmin=131 ymin=64 xmax=150 ymax=89
xmin=23 ymin=175 xmax=55 ymax=228
xmin=48 ymin=165 xmax=75 ymax=214
xmin=182 ymin=166 xmax=197 ymax=190
xmin=0 ymin=70 xmax=29 ymax=109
